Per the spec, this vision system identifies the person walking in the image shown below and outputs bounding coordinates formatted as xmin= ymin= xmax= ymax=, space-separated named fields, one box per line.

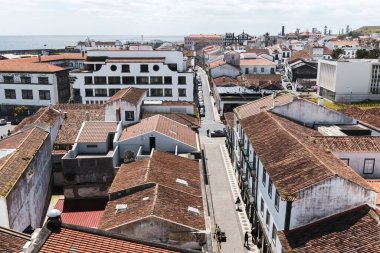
xmin=206 ymin=129 xmax=210 ymax=137
xmin=244 ymin=232 xmax=249 ymax=247
xmin=235 ymin=197 xmax=241 ymax=211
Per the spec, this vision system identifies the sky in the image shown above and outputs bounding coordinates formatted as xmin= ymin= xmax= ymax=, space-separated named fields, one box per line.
xmin=0 ymin=0 xmax=379 ymax=36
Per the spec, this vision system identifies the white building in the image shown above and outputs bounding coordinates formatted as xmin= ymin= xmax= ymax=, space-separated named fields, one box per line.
xmin=325 ymin=40 xmax=361 ymax=58
xmin=240 ymin=57 xmax=276 ymax=75
xmin=71 ymin=50 xmax=194 ymax=104
xmin=317 ymin=59 xmax=380 ymax=102
xmin=184 ymin=34 xmax=224 ymax=50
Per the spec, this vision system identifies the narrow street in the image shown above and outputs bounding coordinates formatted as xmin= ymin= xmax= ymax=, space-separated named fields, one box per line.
xmin=197 ymin=67 xmax=258 ymax=253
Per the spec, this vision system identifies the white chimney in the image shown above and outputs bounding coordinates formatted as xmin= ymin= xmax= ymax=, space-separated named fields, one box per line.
xmin=85 ymin=111 xmax=89 ymax=121
xmin=318 ymin=96 xmax=324 ymax=106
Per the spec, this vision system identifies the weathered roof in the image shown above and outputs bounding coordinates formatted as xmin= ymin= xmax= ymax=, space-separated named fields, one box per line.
xmin=0 ymin=62 xmax=65 ymax=73
xmin=109 ymin=150 xmax=201 ymax=196
xmin=53 ymin=104 xmax=105 ymax=146
xmin=237 ymin=74 xmax=283 ymax=90
xmin=0 ymin=226 xmax=30 ymax=253
xmin=77 ymin=121 xmax=118 ymax=143
xmin=212 ymin=76 xmax=238 ymax=87
xmin=208 ymin=60 xmax=226 ymax=69
xmin=313 ymin=136 xmax=380 ymax=152
xmin=106 ymin=87 xmax=146 ymax=105
xmin=288 ymin=50 xmax=312 ymax=62
xmin=224 ymin=112 xmax=235 ymax=129
xmin=119 ymin=115 xmax=198 ymax=149
xmin=234 ymin=93 xmax=294 ymax=120
xmin=142 ymin=113 xmax=200 ymax=129
xmin=99 ymin=184 xmax=205 ymax=231
xmin=240 ymin=58 xmax=276 ymax=66
xmin=35 ymin=224 xmax=196 ymax=253
xmin=367 ymin=180 xmax=380 ymax=205
xmin=13 ymin=107 xmax=61 ymax=133
xmin=340 ymin=107 xmax=380 ymax=132
xmin=278 ymin=205 xmax=380 ymax=253
xmin=0 ymin=127 xmax=49 ymax=196
xmin=241 ymin=112 xmax=374 ymax=199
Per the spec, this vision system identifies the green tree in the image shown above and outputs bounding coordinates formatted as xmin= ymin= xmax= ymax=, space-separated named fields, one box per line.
xmin=368 ymin=49 xmax=380 ymax=59
xmin=356 ymin=49 xmax=369 ymax=59
xmin=14 ymin=106 xmax=28 ymax=118
xmin=332 ymin=48 xmax=345 ymax=59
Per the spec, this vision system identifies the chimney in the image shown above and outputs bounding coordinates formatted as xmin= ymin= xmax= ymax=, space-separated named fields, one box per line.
xmin=318 ymin=96 xmax=324 ymax=106
xmin=38 ymin=54 xmax=41 ymax=63
xmin=46 ymin=209 xmax=62 ymax=232
xmin=85 ymin=111 xmax=89 ymax=121
xmin=282 ymin=26 xmax=285 ymax=36
xmin=81 ymin=51 xmax=85 ymax=57
xmin=273 ymin=100 xmax=279 ymax=108
xmin=272 ymin=92 xmax=277 ymax=99
xmin=63 ymin=111 xmax=68 ymax=119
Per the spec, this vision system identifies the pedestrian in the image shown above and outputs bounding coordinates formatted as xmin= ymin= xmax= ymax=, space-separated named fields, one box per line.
xmin=206 ymin=129 xmax=210 ymax=137
xmin=235 ymin=197 xmax=241 ymax=211
xmin=7 ymin=130 xmax=11 ymax=136
xmin=244 ymin=232 xmax=249 ymax=247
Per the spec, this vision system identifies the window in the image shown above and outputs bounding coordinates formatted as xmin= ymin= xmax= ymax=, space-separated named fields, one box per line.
xmin=94 ymin=76 xmax=107 ymax=84
xmin=122 ymin=76 xmax=134 ymax=84
xmin=94 ymin=89 xmax=107 ymax=97
xmin=85 ymin=89 xmax=93 ymax=97
xmin=20 ymin=76 xmax=31 ymax=84
xmin=268 ymin=179 xmax=272 ymax=198
xmin=261 ymin=67 xmax=265 ymax=73
xmin=108 ymin=76 xmax=121 ymax=84
xmin=245 ymin=68 xmax=249 ymax=74
xmin=341 ymin=158 xmax=350 ymax=165
xmin=178 ymin=76 xmax=186 ymax=85
xmin=150 ymin=76 xmax=163 ymax=84
xmin=38 ymin=77 xmax=49 ymax=84
xmin=266 ymin=210 xmax=270 ymax=229
xmin=136 ymin=76 xmax=149 ymax=84
xmin=86 ymin=144 xmax=98 ymax=148
xmin=262 ymin=168 xmax=267 ymax=186
xmin=150 ymin=88 xmax=163 ymax=97
xmin=260 ymin=198 xmax=264 ymax=216
xmin=122 ymin=65 xmax=130 ymax=73
xmin=125 ymin=111 xmax=134 ymax=121
xmin=109 ymin=89 xmax=120 ymax=96
xmin=271 ymin=224 xmax=277 ymax=245
xmin=253 ymin=67 xmax=257 ymax=73
xmin=22 ymin=89 xmax=33 ymax=100
xmin=164 ymin=88 xmax=172 ymax=97
xmin=110 ymin=65 xmax=117 ymax=71
xmin=164 ymin=76 xmax=172 ymax=84
xmin=84 ymin=76 xmax=93 ymax=84
xmin=153 ymin=65 xmax=159 ymax=71
xmin=363 ymin=159 xmax=375 ymax=174
xmin=5 ymin=89 xmax=16 ymax=99
xmin=275 ymin=190 xmax=280 ymax=211
xmin=140 ymin=64 xmax=149 ymax=72
xmin=4 ymin=76 xmax=14 ymax=83
xmin=178 ymin=88 xmax=186 ymax=97
xmin=39 ymin=90 xmax=50 ymax=100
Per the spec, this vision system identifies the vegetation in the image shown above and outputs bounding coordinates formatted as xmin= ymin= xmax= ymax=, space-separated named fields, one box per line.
xmin=354 ymin=26 xmax=380 ymax=35
xmin=331 ymin=48 xmax=345 ymax=59
xmin=356 ymin=49 xmax=380 ymax=59
xmin=308 ymin=97 xmax=380 ymax=111
xmin=14 ymin=106 xmax=28 ymax=117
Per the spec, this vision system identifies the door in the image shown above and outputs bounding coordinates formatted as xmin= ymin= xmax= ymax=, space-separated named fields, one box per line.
xmin=149 ymin=137 xmax=156 ymax=150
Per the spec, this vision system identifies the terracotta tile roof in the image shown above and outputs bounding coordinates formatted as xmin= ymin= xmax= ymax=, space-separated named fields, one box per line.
xmin=99 ymin=184 xmax=205 ymax=231
xmin=241 ymin=112 xmax=374 ymax=199
xmin=288 ymin=50 xmax=311 ymax=62
xmin=53 ymin=104 xmax=105 ymax=146
xmin=142 ymin=113 xmax=200 ymax=129
xmin=13 ymin=107 xmax=61 ymax=133
xmin=109 ymin=150 xmax=201 ymax=196
xmin=237 ymin=74 xmax=282 ymax=89
xmin=208 ymin=59 xmax=226 ymax=69
xmin=240 ymin=58 xmax=276 ymax=66
xmin=37 ymin=224 xmax=193 ymax=253
xmin=77 ymin=121 xmax=118 ymax=143
xmin=312 ymin=136 xmax=380 ymax=152
xmin=224 ymin=112 xmax=235 ymax=129
xmin=54 ymin=199 xmax=107 ymax=228
xmin=0 ymin=127 xmax=49 ymax=196
xmin=3 ymin=53 xmax=85 ymax=64
xmin=246 ymin=48 xmax=270 ymax=55
xmin=340 ymin=107 xmax=380 ymax=132
xmin=330 ymin=40 xmax=359 ymax=47
xmin=212 ymin=76 xmax=238 ymax=87
xmin=106 ymin=58 xmax=164 ymax=63
xmin=323 ymin=46 xmax=332 ymax=55
xmin=367 ymin=180 xmax=380 ymax=205
xmin=106 ymin=87 xmax=146 ymax=105
xmin=278 ymin=205 xmax=380 ymax=253
xmin=0 ymin=227 xmax=30 ymax=253
xmin=0 ymin=62 xmax=65 ymax=73
xmin=234 ymin=93 xmax=294 ymax=120
xmin=119 ymin=115 xmax=198 ymax=149
xmin=186 ymin=34 xmax=223 ymax=38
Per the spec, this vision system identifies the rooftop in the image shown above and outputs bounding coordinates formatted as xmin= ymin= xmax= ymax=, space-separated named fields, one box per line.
xmin=0 ymin=127 xmax=49 ymax=197
xmin=313 ymin=136 xmax=380 ymax=152
xmin=141 ymin=113 xmax=200 ymax=129
xmin=278 ymin=205 xmax=380 ymax=253
xmin=0 ymin=62 xmax=65 ymax=73
xmin=77 ymin=121 xmax=118 ymax=143
xmin=13 ymin=107 xmax=61 ymax=133
xmin=340 ymin=107 xmax=380 ymax=132
xmin=224 ymin=112 xmax=235 ymax=129
xmin=186 ymin=34 xmax=224 ymax=38
xmin=106 ymin=87 xmax=146 ymax=105
xmin=240 ymin=58 xmax=276 ymax=66
xmin=119 ymin=115 xmax=198 ymax=149
xmin=0 ymin=226 xmax=30 ymax=253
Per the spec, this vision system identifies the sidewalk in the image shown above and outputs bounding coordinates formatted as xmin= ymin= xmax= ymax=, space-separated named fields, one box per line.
xmin=204 ymin=143 xmax=259 ymax=253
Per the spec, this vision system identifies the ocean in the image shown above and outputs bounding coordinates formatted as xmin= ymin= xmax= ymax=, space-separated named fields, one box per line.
xmin=0 ymin=35 xmax=184 ymax=51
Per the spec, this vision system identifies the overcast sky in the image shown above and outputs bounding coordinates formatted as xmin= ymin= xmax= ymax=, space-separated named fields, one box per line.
xmin=0 ymin=0 xmax=379 ymax=36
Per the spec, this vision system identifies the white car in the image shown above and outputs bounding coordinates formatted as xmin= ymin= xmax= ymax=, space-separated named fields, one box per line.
xmin=0 ymin=119 xmax=6 ymax=126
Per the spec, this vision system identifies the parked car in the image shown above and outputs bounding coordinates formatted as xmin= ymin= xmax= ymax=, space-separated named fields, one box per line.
xmin=210 ymin=129 xmax=226 ymax=137
xmin=11 ymin=118 xmax=20 ymax=125
xmin=0 ymin=119 xmax=6 ymax=126
xmin=199 ymin=101 xmax=205 ymax=108
xmin=199 ymin=108 xmax=205 ymax=117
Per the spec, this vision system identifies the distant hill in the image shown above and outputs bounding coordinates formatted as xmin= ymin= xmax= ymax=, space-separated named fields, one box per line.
xmin=354 ymin=26 xmax=380 ymax=35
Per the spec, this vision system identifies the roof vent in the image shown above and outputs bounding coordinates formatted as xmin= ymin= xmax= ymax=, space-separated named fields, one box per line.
xmin=188 ymin=206 xmax=200 ymax=216
xmin=142 ymin=197 xmax=149 ymax=201
xmin=115 ymin=204 xmax=128 ymax=213
xmin=46 ymin=209 xmax=62 ymax=232
xmin=176 ymin=178 xmax=188 ymax=187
